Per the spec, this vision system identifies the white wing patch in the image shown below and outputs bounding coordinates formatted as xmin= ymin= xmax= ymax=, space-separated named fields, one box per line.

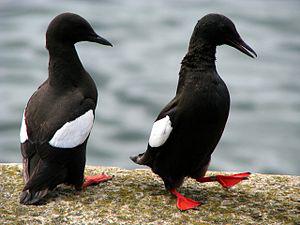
xmin=20 ymin=110 xmax=28 ymax=143
xmin=148 ymin=115 xmax=173 ymax=147
xmin=49 ymin=110 xmax=94 ymax=148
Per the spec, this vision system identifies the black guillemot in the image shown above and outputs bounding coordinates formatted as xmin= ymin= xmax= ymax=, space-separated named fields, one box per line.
xmin=19 ymin=12 xmax=113 ymax=205
xmin=131 ymin=13 xmax=256 ymax=211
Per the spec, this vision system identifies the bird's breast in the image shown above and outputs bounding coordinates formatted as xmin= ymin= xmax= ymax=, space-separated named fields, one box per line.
xmin=176 ymin=78 xmax=230 ymax=132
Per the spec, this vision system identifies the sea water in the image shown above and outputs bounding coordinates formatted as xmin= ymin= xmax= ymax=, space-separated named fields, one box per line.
xmin=0 ymin=0 xmax=299 ymax=175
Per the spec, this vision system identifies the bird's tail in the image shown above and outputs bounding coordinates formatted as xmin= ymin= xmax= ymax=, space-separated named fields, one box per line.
xmin=20 ymin=189 xmax=49 ymax=205
xmin=130 ymin=150 xmax=155 ymax=166
xmin=20 ymin=160 xmax=67 ymax=205
xmin=130 ymin=153 xmax=145 ymax=165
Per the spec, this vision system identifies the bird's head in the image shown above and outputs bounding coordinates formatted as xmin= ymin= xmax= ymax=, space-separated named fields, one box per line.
xmin=46 ymin=12 xmax=112 ymax=49
xmin=190 ymin=13 xmax=257 ymax=58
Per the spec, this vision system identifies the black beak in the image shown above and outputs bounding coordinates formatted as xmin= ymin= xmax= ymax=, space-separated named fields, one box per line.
xmin=88 ymin=33 xmax=113 ymax=47
xmin=227 ymin=37 xmax=257 ymax=58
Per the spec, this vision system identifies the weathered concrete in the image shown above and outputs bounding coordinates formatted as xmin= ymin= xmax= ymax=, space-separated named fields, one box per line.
xmin=0 ymin=163 xmax=299 ymax=224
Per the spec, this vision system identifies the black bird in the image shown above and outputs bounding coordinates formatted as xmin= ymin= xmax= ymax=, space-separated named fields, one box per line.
xmin=131 ymin=13 xmax=256 ymax=210
xmin=19 ymin=12 xmax=113 ymax=205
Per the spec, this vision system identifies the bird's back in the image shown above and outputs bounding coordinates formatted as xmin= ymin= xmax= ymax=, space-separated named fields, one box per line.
xmin=26 ymin=77 xmax=96 ymax=137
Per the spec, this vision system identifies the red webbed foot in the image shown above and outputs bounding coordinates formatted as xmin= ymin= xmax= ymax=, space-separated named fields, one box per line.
xmin=170 ymin=189 xmax=201 ymax=211
xmin=196 ymin=172 xmax=251 ymax=188
xmin=82 ymin=174 xmax=113 ymax=189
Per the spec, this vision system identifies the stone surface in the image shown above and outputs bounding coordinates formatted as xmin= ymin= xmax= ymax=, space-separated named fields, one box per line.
xmin=0 ymin=163 xmax=299 ymax=224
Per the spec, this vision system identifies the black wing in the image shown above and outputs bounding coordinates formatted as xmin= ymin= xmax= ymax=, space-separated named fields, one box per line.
xmin=20 ymin=83 xmax=96 ymax=204
xmin=130 ymin=95 xmax=180 ymax=166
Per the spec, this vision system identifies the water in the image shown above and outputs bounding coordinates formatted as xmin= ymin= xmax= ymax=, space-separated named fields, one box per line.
xmin=0 ymin=0 xmax=299 ymax=175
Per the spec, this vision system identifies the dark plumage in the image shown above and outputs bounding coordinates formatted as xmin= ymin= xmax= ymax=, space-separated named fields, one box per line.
xmin=131 ymin=13 xmax=256 ymax=210
xmin=20 ymin=12 xmax=112 ymax=205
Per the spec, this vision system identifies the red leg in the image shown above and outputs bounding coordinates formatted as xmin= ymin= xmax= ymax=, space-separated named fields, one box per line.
xmin=170 ymin=189 xmax=201 ymax=211
xmin=82 ymin=173 xmax=112 ymax=189
xmin=196 ymin=172 xmax=251 ymax=188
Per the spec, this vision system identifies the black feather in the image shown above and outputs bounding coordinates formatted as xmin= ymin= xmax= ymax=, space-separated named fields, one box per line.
xmin=131 ymin=14 xmax=256 ymax=190
xmin=20 ymin=13 xmax=111 ymax=205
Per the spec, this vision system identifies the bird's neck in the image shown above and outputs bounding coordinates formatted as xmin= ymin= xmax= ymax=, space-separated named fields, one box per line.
xmin=48 ymin=43 xmax=85 ymax=87
xmin=176 ymin=41 xmax=217 ymax=95
xmin=181 ymin=42 xmax=217 ymax=71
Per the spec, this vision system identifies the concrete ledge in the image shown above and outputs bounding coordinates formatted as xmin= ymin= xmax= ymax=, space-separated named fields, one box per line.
xmin=0 ymin=163 xmax=299 ymax=224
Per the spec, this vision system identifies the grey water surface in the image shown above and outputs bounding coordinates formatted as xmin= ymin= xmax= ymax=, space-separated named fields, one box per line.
xmin=0 ymin=0 xmax=299 ymax=175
